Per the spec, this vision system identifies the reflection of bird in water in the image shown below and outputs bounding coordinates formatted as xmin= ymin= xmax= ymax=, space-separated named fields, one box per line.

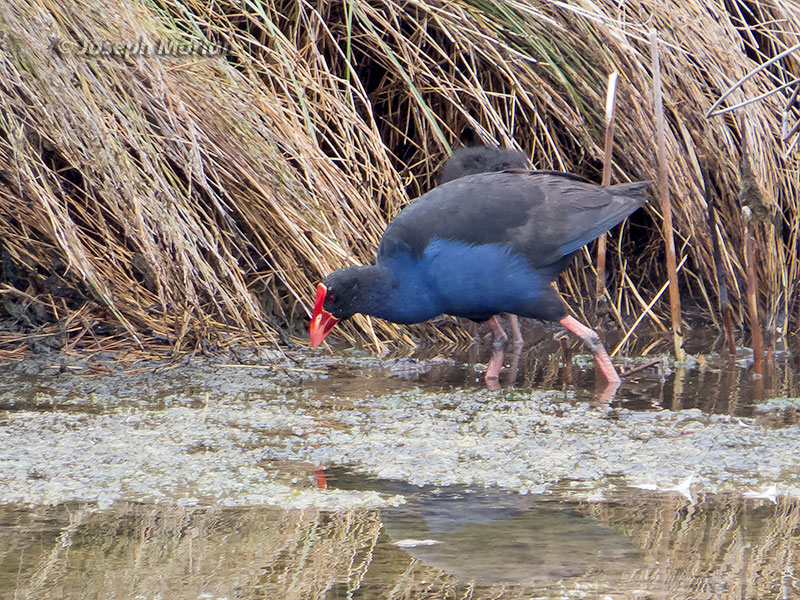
xmin=376 ymin=483 xmax=640 ymax=586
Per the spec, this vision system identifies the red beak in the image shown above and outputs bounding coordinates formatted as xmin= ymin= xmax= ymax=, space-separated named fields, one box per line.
xmin=310 ymin=283 xmax=340 ymax=347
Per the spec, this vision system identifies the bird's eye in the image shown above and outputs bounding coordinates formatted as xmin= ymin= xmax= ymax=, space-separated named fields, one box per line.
xmin=327 ymin=293 xmax=337 ymax=304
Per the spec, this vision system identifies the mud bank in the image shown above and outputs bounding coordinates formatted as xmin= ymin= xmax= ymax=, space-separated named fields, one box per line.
xmin=1 ymin=350 xmax=798 ymax=509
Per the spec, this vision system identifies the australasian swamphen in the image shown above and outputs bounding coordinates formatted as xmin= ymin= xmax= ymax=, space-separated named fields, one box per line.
xmin=440 ymin=146 xmax=530 ymax=344
xmin=310 ymin=170 xmax=650 ymax=384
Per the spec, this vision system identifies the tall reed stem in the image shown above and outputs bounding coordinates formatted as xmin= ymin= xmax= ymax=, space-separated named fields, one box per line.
xmin=651 ymin=29 xmax=685 ymax=361
xmin=703 ymin=166 xmax=736 ymax=354
xmin=596 ymin=71 xmax=619 ymax=309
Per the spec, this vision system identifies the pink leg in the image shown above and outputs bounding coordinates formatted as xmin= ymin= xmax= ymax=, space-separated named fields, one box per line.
xmin=487 ymin=315 xmax=507 ymax=345
xmin=555 ymin=331 xmax=574 ymax=385
xmin=505 ymin=340 xmax=522 ymax=384
xmin=508 ymin=314 xmax=524 ymax=346
xmin=558 ymin=315 xmax=621 ymax=385
xmin=484 ymin=315 xmax=506 ymax=385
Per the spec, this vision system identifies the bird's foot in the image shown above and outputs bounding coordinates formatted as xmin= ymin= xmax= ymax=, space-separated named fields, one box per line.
xmin=484 ymin=375 xmax=501 ymax=392
xmin=595 ymin=379 xmax=621 ymax=405
xmin=594 ymin=349 xmax=621 ymax=385
xmin=558 ymin=315 xmax=621 ymax=385
xmin=484 ymin=345 xmax=504 ymax=390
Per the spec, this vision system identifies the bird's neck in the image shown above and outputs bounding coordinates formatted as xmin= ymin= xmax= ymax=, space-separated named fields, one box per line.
xmin=357 ymin=263 xmax=440 ymax=324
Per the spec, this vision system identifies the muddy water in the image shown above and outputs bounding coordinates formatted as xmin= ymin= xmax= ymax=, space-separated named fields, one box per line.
xmin=2 ymin=483 xmax=797 ymax=599
xmin=1 ymin=330 xmax=800 ymax=599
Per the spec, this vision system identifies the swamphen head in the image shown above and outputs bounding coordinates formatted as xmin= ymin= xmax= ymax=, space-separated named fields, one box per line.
xmin=310 ymin=266 xmax=383 ymax=346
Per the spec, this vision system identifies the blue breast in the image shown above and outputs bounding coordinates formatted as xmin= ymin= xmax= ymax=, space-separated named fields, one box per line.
xmin=424 ymin=238 xmax=544 ymax=319
xmin=379 ymin=238 xmax=545 ymax=322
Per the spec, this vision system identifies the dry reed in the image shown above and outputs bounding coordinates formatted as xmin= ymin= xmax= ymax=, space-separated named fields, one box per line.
xmin=0 ymin=0 xmax=798 ymax=355
xmin=594 ymin=70 xmax=619 ymax=310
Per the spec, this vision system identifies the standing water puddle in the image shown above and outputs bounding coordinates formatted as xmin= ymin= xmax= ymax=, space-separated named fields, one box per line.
xmin=1 ymin=331 xmax=799 ymax=598
xmin=2 ymin=481 xmax=797 ymax=599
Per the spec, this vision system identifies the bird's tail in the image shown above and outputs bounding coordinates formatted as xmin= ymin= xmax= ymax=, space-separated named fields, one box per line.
xmin=609 ymin=181 xmax=652 ymax=204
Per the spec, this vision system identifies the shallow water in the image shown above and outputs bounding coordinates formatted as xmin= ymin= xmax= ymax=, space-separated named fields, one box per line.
xmin=1 ymin=329 xmax=800 ymax=599
xmin=2 ymin=481 xmax=797 ymax=599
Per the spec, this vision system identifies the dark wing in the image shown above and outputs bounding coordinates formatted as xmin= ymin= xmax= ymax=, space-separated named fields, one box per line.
xmin=378 ymin=171 xmax=649 ymax=270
